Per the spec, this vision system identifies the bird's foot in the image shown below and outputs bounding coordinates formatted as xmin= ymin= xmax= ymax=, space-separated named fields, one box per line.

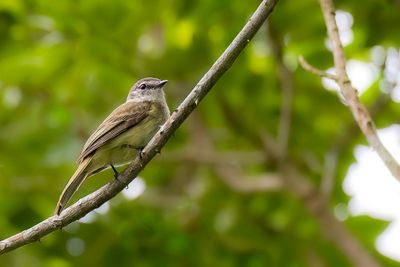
xmin=137 ymin=147 xmax=144 ymax=160
xmin=110 ymin=163 xmax=120 ymax=180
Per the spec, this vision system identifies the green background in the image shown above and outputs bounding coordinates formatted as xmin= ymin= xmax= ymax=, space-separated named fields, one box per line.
xmin=1 ymin=0 xmax=399 ymax=266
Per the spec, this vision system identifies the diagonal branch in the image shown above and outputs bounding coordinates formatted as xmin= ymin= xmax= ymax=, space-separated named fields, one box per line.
xmin=319 ymin=0 xmax=400 ymax=181
xmin=0 ymin=0 xmax=279 ymax=255
xmin=321 ymin=84 xmax=394 ymax=200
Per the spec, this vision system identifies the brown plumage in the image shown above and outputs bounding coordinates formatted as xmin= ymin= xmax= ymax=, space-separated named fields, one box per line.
xmin=78 ymin=101 xmax=152 ymax=161
xmin=55 ymin=78 xmax=169 ymax=215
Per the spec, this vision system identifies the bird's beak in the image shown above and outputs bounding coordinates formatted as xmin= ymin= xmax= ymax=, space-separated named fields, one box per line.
xmin=159 ymin=80 xmax=168 ymax=87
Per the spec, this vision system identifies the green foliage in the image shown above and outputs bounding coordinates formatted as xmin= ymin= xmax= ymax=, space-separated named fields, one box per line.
xmin=0 ymin=0 xmax=399 ymax=266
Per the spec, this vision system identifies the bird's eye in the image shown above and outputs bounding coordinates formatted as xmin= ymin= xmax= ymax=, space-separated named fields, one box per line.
xmin=139 ymin=83 xmax=147 ymax=89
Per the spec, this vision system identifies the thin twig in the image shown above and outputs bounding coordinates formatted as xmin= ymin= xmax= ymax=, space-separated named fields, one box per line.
xmin=0 ymin=0 xmax=279 ymax=254
xmin=299 ymin=55 xmax=338 ymax=81
xmin=269 ymin=22 xmax=294 ymax=159
xmin=321 ymin=148 xmax=339 ymax=199
xmin=319 ymin=0 xmax=400 ymax=181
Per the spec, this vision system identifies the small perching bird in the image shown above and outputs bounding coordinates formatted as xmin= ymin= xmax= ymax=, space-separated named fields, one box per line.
xmin=55 ymin=77 xmax=170 ymax=215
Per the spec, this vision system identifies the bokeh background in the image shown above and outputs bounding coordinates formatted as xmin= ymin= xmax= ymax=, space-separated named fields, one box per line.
xmin=1 ymin=0 xmax=400 ymax=266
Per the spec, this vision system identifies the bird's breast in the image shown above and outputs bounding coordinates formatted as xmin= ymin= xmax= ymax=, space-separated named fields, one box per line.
xmin=111 ymin=100 xmax=169 ymax=148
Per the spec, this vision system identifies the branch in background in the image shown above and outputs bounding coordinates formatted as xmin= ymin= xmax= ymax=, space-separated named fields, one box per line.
xmin=318 ymin=0 xmax=400 ymax=180
xmin=218 ymin=95 xmax=381 ymax=267
xmin=321 ymin=148 xmax=339 ymax=200
xmin=217 ymin=165 xmax=282 ymax=193
xmin=160 ymin=150 xmax=267 ymax=166
xmin=0 ymin=0 xmax=279 ymax=254
xmin=186 ymin=111 xmax=282 ymax=194
xmin=184 ymin=109 xmax=283 ymax=193
xmin=307 ymin=249 xmax=326 ymax=267
xmin=258 ymin=132 xmax=381 ymax=267
xmin=299 ymin=55 xmax=338 ymax=81
xmin=268 ymin=22 xmax=294 ymax=159
xmin=282 ymin=167 xmax=380 ymax=267
xmin=321 ymin=82 xmax=394 ymax=200
xmin=321 ymin=50 xmax=393 ymax=198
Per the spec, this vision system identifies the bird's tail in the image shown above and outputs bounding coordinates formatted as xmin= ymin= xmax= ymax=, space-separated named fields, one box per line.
xmin=55 ymin=157 xmax=91 ymax=215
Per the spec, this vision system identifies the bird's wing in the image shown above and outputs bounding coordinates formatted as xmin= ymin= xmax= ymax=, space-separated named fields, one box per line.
xmin=78 ymin=101 xmax=151 ymax=162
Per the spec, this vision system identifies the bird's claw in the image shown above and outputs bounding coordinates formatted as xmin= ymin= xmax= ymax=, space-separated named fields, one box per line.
xmin=110 ymin=163 xmax=120 ymax=180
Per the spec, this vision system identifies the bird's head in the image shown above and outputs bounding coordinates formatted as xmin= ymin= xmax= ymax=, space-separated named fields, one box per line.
xmin=127 ymin=77 xmax=168 ymax=102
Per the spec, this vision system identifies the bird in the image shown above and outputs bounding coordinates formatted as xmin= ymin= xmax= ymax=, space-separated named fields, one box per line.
xmin=55 ymin=77 xmax=170 ymax=215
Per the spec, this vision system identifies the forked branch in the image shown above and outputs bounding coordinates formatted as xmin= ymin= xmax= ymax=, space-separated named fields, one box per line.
xmin=302 ymin=0 xmax=400 ymax=181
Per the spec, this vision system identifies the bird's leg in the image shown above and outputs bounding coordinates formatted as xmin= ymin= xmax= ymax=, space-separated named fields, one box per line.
xmin=136 ymin=147 xmax=144 ymax=160
xmin=110 ymin=163 xmax=120 ymax=180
